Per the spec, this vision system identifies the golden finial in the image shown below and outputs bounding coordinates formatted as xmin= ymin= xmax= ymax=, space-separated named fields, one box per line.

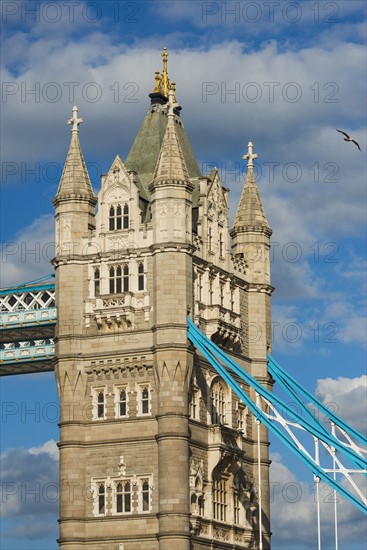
xmin=161 ymin=46 xmax=169 ymax=96
xmin=154 ymin=71 xmax=161 ymax=93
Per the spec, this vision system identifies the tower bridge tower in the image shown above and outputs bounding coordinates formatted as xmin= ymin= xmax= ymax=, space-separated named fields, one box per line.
xmin=53 ymin=50 xmax=273 ymax=549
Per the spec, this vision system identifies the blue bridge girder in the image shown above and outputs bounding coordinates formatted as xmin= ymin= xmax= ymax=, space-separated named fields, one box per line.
xmin=0 ymin=276 xmax=56 ymax=375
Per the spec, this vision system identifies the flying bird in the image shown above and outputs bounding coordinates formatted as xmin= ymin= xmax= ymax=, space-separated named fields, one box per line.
xmin=336 ymin=129 xmax=361 ymax=151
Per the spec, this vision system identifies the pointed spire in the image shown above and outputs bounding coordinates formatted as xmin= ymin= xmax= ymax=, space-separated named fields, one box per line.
xmin=54 ymin=106 xmax=95 ymax=202
xmin=151 ymin=89 xmax=190 ymax=186
xmin=233 ymin=141 xmax=270 ymax=230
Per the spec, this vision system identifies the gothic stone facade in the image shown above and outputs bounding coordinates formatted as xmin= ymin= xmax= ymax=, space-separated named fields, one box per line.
xmin=53 ymin=87 xmax=273 ymax=549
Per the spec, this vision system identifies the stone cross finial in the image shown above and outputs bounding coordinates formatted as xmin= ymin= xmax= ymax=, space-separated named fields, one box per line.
xmin=67 ymin=105 xmax=83 ymax=133
xmin=167 ymin=88 xmax=178 ymax=117
xmin=243 ymin=141 xmax=258 ymax=168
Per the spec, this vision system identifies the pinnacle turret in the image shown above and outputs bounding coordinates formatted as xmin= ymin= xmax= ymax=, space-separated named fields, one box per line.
xmin=232 ymin=141 xmax=270 ymax=232
xmin=53 ymin=106 xmax=96 ymax=204
xmin=151 ymin=89 xmax=190 ymax=187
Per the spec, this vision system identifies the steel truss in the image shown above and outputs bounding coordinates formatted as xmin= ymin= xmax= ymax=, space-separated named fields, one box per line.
xmin=188 ymin=317 xmax=367 ymax=515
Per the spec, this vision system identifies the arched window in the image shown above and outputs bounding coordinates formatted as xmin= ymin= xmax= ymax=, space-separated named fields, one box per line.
xmin=109 ymin=266 xmax=115 ymax=294
xmin=109 ymin=206 xmax=115 ymax=230
xmin=138 ymin=262 xmax=144 ymax=291
xmin=123 ymin=203 xmax=129 ymax=229
xmin=119 ymin=389 xmax=127 ymax=417
xmin=98 ymin=483 xmax=105 ymax=514
xmin=142 ymin=479 xmax=150 ymax=511
xmin=123 ymin=264 xmax=129 ymax=292
xmin=94 ymin=268 xmax=100 ymax=297
xmin=142 ymin=386 xmax=149 ymax=414
xmin=116 ymin=265 xmax=122 ymax=293
xmin=108 ymin=203 xmax=128 ymax=231
xmin=109 ymin=266 xmax=124 ymax=294
xmin=211 ymin=380 xmax=226 ymax=424
xmin=116 ymin=205 xmax=122 ymax=230
xmin=212 ymin=478 xmax=227 ymax=521
xmin=97 ymin=391 xmax=105 ymax=418
xmin=116 ymin=481 xmax=131 ymax=513
xmin=219 ymin=233 xmax=223 ymax=257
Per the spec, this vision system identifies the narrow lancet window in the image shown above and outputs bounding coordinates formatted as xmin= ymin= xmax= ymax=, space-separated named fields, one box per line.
xmin=142 ymin=480 xmax=150 ymax=511
xmin=123 ymin=265 xmax=129 ymax=292
xmin=109 ymin=206 xmax=115 ymax=230
xmin=98 ymin=484 xmax=105 ymax=514
xmin=123 ymin=204 xmax=129 ymax=229
xmin=97 ymin=391 xmax=105 ymax=418
xmin=94 ymin=268 xmax=100 ymax=297
xmin=116 ymin=205 xmax=122 ymax=230
xmin=119 ymin=389 xmax=127 ymax=417
xmin=138 ymin=263 xmax=144 ymax=291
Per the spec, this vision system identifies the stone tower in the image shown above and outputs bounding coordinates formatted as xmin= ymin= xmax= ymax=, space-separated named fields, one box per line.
xmin=53 ymin=50 xmax=273 ymax=549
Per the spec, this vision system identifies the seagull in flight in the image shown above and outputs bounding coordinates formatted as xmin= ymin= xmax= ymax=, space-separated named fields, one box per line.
xmin=336 ymin=129 xmax=361 ymax=151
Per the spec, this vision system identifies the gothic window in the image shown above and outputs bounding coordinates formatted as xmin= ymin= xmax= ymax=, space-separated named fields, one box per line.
xmin=109 ymin=265 xmax=128 ymax=294
xmin=123 ymin=204 xmax=129 ymax=229
xmin=98 ymin=483 xmax=106 ymax=515
xmin=94 ymin=268 xmax=100 ymax=297
xmin=108 ymin=203 xmax=129 ymax=231
xmin=116 ymin=481 xmax=131 ymax=513
xmin=119 ymin=389 xmax=127 ymax=417
xmin=97 ymin=391 xmax=105 ymax=419
xmin=142 ymin=386 xmax=149 ymax=414
xmin=116 ymin=205 xmax=122 ymax=229
xmin=219 ymin=233 xmax=223 ymax=257
xmin=141 ymin=479 xmax=150 ymax=512
xmin=123 ymin=264 xmax=129 ymax=292
xmin=109 ymin=206 xmax=115 ymax=230
xmin=211 ymin=380 xmax=226 ymax=425
xmin=138 ymin=262 xmax=144 ymax=291
xmin=212 ymin=478 xmax=227 ymax=522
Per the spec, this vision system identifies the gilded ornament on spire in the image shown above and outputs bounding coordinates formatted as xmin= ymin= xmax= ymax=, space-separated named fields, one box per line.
xmin=152 ymin=47 xmax=176 ymax=98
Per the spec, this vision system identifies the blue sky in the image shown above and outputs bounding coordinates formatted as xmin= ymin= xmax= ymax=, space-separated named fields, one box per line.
xmin=1 ymin=1 xmax=366 ymax=548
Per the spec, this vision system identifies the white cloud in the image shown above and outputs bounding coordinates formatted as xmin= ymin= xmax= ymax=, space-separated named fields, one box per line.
xmin=270 ymin=452 xmax=367 ymax=549
xmin=315 ymin=375 xmax=367 ymax=434
xmin=29 ymin=439 xmax=58 ymax=461
xmin=0 ymin=439 xmax=58 ymax=520
xmin=0 ymin=214 xmax=55 ymax=288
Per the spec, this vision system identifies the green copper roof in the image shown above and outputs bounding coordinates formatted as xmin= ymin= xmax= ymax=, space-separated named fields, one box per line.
xmin=125 ymin=102 xmax=202 ymax=202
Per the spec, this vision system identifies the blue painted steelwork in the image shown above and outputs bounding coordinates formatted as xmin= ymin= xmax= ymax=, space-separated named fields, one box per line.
xmin=1 ymin=307 xmax=57 ymax=328
xmin=188 ymin=317 xmax=367 ymax=515
xmin=267 ymin=354 xmax=367 ymax=447
xmin=0 ymin=273 xmax=55 ymax=296
xmin=0 ymin=341 xmax=55 ymax=363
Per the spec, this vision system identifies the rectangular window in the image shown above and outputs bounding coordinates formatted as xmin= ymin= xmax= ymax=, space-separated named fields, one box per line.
xmin=92 ymin=388 xmax=106 ymax=421
xmin=142 ymin=479 xmax=150 ymax=512
xmin=116 ymin=481 xmax=131 ymax=514
xmin=137 ymin=384 xmax=151 ymax=416
xmin=98 ymin=484 xmax=105 ymax=514
xmin=115 ymin=386 xmax=128 ymax=418
xmin=212 ymin=479 xmax=227 ymax=521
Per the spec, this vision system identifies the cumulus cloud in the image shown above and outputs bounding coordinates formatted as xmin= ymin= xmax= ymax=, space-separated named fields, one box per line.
xmin=0 ymin=214 xmax=55 ymax=288
xmin=0 ymin=439 xmax=59 ymax=519
xmin=270 ymin=452 xmax=367 ymax=549
xmin=315 ymin=375 xmax=367 ymax=434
